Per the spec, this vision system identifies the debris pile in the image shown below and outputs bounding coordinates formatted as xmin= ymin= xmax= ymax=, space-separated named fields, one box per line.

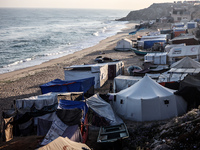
xmin=122 ymin=108 xmax=200 ymax=150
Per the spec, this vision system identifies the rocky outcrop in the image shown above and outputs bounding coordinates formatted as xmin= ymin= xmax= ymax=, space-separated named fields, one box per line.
xmin=117 ymin=2 xmax=200 ymax=21
xmin=117 ymin=3 xmax=173 ymax=21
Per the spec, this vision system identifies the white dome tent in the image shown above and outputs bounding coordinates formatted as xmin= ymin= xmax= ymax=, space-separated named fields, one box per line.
xmin=112 ymin=75 xmax=187 ymax=122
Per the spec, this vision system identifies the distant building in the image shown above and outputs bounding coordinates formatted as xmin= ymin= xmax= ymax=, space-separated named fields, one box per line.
xmin=183 ymin=0 xmax=200 ymax=5
xmin=171 ymin=6 xmax=191 ymax=22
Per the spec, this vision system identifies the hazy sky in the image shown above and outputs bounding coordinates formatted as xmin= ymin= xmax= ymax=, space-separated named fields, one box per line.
xmin=0 ymin=0 xmax=177 ymax=10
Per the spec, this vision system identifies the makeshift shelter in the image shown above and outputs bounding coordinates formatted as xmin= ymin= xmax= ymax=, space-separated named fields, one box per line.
xmin=115 ymin=38 xmax=132 ymax=51
xmin=157 ymin=72 xmax=187 ymax=83
xmin=113 ymin=75 xmax=142 ymax=93
xmin=139 ymin=34 xmax=168 ymax=41
xmin=39 ymin=136 xmax=91 ymax=150
xmin=2 ymin=93 xmax=59 ymax=141
xmin=165 ymin=43 xmax=186 ymax=53
xmin=1 ymin=92 xmax=87 ymax=142
xmin=169 ymin=35 xmax=199 ymax=45
xmin=64 ymin=64 xmax=108 ymax=89
xmin=168 ymin=57 xmax=200 ymax=74
xmin=138 ymin=38 xmax=166 ymax=49
xmin=40 ymin=115 xmax=83 ymax=146
xmin=40 ymin=77 xmax=95 ymax=96
xmin=112 ymin=75 xmax=187 ymax=122
xmin=186 ymin=22 xmax=197 ymax=29
xmin=86 ymin=94 xmax=123 ymax=126
xmin=144 ymin=52 xmax=167 ymax=65
xmin=15 ymin=92 xmax=58 ymax=110
xmin=175 ymin=73 xmax=200 ymax=110
xmin=171 ymin=22 xmax=185 ymax=28
xmin=160 ymin=29 xmax=173 ymax=39
xmin=173 ymin=27 xmax=186 ymax=37
xmin=41 ymin=99 xmax=89 ymax=145
xmin=167 ymin=45 xmax=200 ymax=64
xmin=97 ymin=61 xmax=124 ymax=79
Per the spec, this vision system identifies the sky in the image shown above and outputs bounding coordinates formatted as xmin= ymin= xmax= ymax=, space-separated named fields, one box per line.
xmin=0 ymin=0 xmax=178 ymax=10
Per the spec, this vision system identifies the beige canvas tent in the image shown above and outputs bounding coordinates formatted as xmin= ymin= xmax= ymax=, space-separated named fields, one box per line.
xmin=115 ymin=38 xmax=132 ymax=51
xmin=39 ymin=136 xmax=91 ymax=150
xmin=112 ymin=75 xmax=187 ymax=122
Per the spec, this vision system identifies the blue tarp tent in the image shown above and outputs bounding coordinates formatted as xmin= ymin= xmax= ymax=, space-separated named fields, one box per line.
xmin=144 ymin=38 xmax=166 ymax=49
xmin=58 ymin=100 xmax=88 ymax=112
xmin=40 ymin=77 xmax=95 ymax=94
xmin=58 ymin=99 xmax=88 ymax=123
xmin=129 ymin=27 xmax=145 ymax=35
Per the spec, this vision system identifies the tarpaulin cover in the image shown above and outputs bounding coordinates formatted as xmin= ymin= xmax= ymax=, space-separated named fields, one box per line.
xmin=58 ymin=100 xmax=88 ymax=123
xmin=56 ymin=108 xmax=83 ymax=126
xmin=41 ymin=115 xmax=82 ymax=146
xmin=86 ymin=94 xmax=123 ymax=125
xmin=15 ymin=92 xmax=58 ymax=110
xmin=40 ymin=77 xmax=95 ymax=94
xmin=143 ymin=38 xmax=166 ymax=49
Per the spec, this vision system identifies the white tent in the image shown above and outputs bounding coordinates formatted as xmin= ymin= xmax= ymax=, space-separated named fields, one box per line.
xmin=144 ymin=52 xmax=167 ymax=65
xmin=167 ymin=45 xmax=200 ymax=64
xmin=64 ymin=64 xmax=108 ymax=89
xmin=170 ymin=56 xmax=200 ymax=68
xmin=168 ymin=57 xmax=200 ymax=74
xmin=115 ymin=38 xmax=132 ymax=51
xmin=112 ymin=75 xmax=187 ymax=122
xmin=113 ymin=75 xmax=142 ymax=93
xmin=165 ymin=43 xmax=186 ymax=53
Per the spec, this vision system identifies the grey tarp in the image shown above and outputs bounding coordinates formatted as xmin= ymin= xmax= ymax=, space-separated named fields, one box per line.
xmin=86 ymin=94 xmax=123 ymax=125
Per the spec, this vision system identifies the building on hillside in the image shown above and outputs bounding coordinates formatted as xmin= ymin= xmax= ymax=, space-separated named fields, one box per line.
xmin=183 ymin=0 xmax=200 ymax=5
xmin=170 ymin=6 xmax=191 ymax=22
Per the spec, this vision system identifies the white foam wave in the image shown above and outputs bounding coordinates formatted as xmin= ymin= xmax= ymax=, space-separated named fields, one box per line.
xmin=4 ymin=57 xmax=33 ymax=68
xmin=92 ymin=31 xmax=99 ymax=36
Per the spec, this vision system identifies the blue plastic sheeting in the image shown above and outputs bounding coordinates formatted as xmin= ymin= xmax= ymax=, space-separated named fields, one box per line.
xmin=129 ymin=27 xmax=145 ymax=35
xmin=58 ymin=99 xmax=88 ymax=122
xmin=187 ymin=24 xmax=195 ymax=29
xmin=40 ymin=77 xmax=95 ymax=94
xmin=144 ymin=40 xmax=166 ymax=49
xmin=59 ymin=100 xmax=88 ymax=111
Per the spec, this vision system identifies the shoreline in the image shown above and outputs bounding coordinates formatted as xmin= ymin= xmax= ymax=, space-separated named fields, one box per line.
xmin=0 ymin=21 xmax=152 ymax=123
xmin=0 ymin=22 xmax=139 ymax=82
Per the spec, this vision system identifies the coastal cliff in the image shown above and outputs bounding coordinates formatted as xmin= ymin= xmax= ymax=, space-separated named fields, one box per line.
xmin=117 ymin=2 xmax=200 ymax=21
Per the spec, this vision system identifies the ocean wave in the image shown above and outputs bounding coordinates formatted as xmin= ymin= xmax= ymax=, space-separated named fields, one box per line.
xmin=92 ymin=31 xmax=99 ymax=36
xmin=0 ymin=8 xmax=131 ymax=74
xmin=4 ymin=57 xmax=33 ymax=68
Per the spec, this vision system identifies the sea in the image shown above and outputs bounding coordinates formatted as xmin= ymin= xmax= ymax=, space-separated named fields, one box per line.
xmin=0 ymin=8 xmax=131 ymax=74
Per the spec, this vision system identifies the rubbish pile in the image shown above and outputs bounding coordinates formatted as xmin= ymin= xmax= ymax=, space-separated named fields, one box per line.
xmin=122 ymin=108 xmax=200 ymax=150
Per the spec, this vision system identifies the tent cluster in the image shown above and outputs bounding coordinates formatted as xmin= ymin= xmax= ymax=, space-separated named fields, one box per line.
xmin=112 ymin=21 xmax=200 ymax=124
xmin=3 ymin=20 xmax=200 ymax=149
xmin=112 ymin=56 xmax=200 ymax=122
xmin=1 ymin=60 xmax=127 ymax=149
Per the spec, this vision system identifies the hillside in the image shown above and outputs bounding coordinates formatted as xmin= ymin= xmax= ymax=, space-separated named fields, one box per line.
xmin=117 ymin=2 xmax=200 ymax=21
